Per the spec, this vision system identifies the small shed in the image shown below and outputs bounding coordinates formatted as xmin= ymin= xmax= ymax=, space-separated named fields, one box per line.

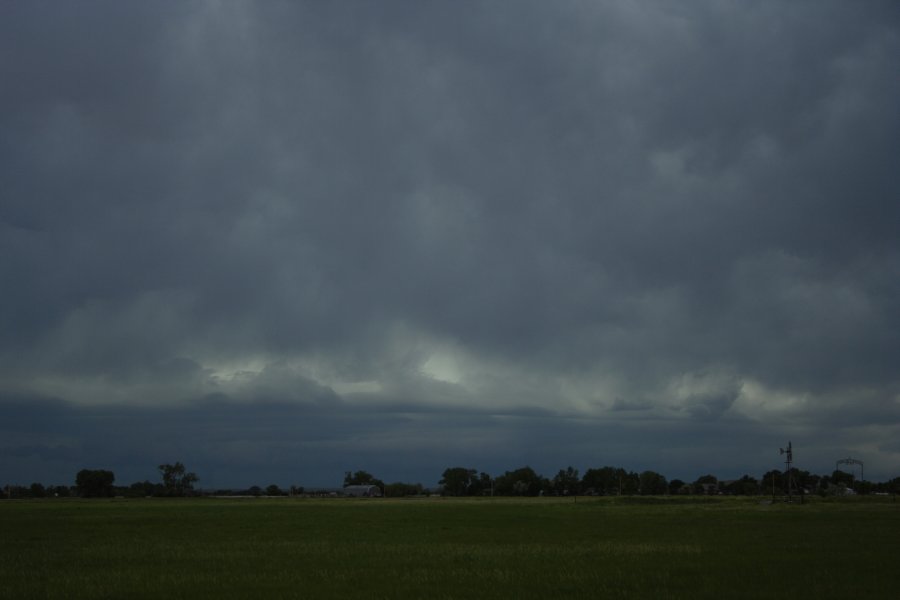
xmin=343 ymin=484 xmax=382 ymax=498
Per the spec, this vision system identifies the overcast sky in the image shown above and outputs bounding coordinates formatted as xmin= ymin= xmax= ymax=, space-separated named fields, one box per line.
xmin=2 ymin=1 xmax=899 ymax=489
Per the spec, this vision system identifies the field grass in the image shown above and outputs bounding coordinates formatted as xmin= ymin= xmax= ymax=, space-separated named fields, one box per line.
xmin=1 ymin=495 xmax=898 ymax=598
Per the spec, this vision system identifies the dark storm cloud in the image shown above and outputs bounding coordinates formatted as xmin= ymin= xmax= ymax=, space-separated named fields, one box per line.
xmin=0 ymin=393 xmax=824 ymax=488
xmin=2 ymin=1 xmax=899 ymax=484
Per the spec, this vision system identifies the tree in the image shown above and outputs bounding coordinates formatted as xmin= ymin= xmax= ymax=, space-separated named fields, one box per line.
xmin=266 ymin=484 xmax=283 ymax=497
xmin=639 ymin=471 xmax=668 ymax=495
xmin=668 ymin=479 xmax=688 ymax=495
xmin=493 ymin=466 xmax=545 ymax=496
xmin=781 ymin=468 xmax=812 ymax=497
xmin=343 ymin=470 xmax=384 ymax=490
xmin=29 ymin=483 xmax=47 ymax=498
xmin=582 ymin=466 xmax=619 ymax=495
xmin=803 ymin=472 xmax=822 ymax=494
xmin=76 ymin=469 xmax=115 ymax=498
xmin=3 ymin=485 xmax=28 ymax=499
xmin=158 ymin=462 xmax=199 ymax=496
xmin=127 ymin=480 xmax=161 ymax=498
xmin=852 ymin=479 xmax=874 ymax=495
xmin=617 ymin=469 xmax=640 ymax=495
xmin=552 ymin=467 xmax=581 ymax=496
xmin=692 ymin=474 xmax=718 ymax=495
xmin=724 ymin=475 xmax=760 ymax=496
xmin=889 ymin=476 xmax=900 ymax=498
xmin=830 ymin=469 xmax=855 ymax=487
xmin=439 ymin=467 xmax=478 ymax=496
xmin=50 ymin=485 xmax=72 ymax=498
xmin=761 ymin=470 xmax=783 ymax=496
xmin=477 ymin=472 xmax=494 ymax=496
xmin=384 ymin=482 xmax=424 ymax=497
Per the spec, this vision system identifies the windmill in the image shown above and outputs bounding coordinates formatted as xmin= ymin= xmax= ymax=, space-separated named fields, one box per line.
xmin=779 ymin=441 xmax=795 ymax=502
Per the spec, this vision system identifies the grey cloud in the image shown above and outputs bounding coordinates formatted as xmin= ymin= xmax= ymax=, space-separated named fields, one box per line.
xmin=2 ymin=392 xmax=852 ymax=487
xmin=2 ymin=1 xmax=899 ymax=484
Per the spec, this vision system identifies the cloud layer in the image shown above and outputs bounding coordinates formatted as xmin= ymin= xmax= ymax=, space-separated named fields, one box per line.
xmin=2 ymin=1 xmax=899 ymax=486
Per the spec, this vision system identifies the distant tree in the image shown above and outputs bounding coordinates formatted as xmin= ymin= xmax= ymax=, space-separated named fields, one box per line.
xmin=50 ymin=485 xmax=72 ymax=498
xmin=3 ymin=485 xmax=28 ymax=499
xmin=158 ymin=462 xmax=199 ymax=496
xmin=76 ymin=469 xmax=116 ymax=498
xmin=343 ymin=470 xmax=385 ymax=490
xmin=725 ymin=475 xmax=760 ymax=496
xmin=852 ymin=479 xmax=874 ymax=495
xmin=249 ymin=485 xmax=262 ymax=497
xmin=761 ymin=470 xmax=783 ymax=496
xmin=290 ymin=485 xmax=305 ymax=496
xmin=668 ymin=479 xmax=688 ymax=495
xmin=779 ymin=468 xmax=812 ymax=497
xmin=692 ymin=474 xmax=718 ymax=495
xmin=552 ymin=467 xmax=581 ymax=496
xmin=29 ymin=483 xmax=47 ymax=498
xmin=127 ymin=480 xmax=161 ymax=498
xmin=494 ymin=466 xmax=544 ymax=496
xmin=266 ymin=484 xmax=283 ymax=497
xmin=830 ymin=469 xmax=855 ymax=487
xmin=582 ymin=466 xmax=619 ymax=495
xmin=439 ymin=467 xmax=478 ymax=496
xmin=889 ymin=477 xmax=900 ymax=497
xmin=639 ymin=471 xmax=668 ymax=495
xmin=477 ymin=472 xmax=494 ymax=496
xmin=803 ymin=472 xmax=821 ymax=494
xmin=384 ymin=482 xmax=424 ymax=497
xmin=823 ymin=481 xmax=852 ymax=496
xmin=618 ymin=469 xmax=641 ymax=495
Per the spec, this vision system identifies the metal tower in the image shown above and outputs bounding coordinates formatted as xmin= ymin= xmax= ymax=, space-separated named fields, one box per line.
xmin=779 ymin=441 xmax=795 ymax=502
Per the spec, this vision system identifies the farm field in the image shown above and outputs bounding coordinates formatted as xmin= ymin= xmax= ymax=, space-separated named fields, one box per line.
xmin=1 ymin=496 xmax=897 ymax=599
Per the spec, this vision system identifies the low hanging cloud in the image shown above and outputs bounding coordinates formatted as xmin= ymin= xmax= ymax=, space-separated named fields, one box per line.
xmin=2 ymin=1 xmax=899 ymax=486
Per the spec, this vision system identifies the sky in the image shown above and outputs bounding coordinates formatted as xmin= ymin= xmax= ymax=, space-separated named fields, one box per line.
xmin=2 ymin=1 xmax=899 ymax=489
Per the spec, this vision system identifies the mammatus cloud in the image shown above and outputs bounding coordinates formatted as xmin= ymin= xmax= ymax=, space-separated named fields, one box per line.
xmin=2 ymin=1 xmax=899 ymax=486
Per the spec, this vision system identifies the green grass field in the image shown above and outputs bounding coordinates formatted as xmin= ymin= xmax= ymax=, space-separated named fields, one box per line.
xmin=1 ymin=496 xmax=897 ymax=598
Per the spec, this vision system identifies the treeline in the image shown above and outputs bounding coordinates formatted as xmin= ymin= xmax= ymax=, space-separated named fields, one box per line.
xmin=2 ymin=462 xmax=201 ymax=500
xmin=4 ymin=464 xmax=899 ymax=500
xmin=434 ymin=466 xmax=900 ymax=497
xmin=0 ymin=482 xmax=311 ymax=500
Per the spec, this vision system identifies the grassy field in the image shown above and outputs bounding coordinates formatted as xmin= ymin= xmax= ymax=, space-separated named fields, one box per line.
xmin=1 ymin=495 xmax=897 ymax=599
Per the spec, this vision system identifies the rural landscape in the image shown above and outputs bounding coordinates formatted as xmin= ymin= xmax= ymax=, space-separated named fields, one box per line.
xmin=4 ymin=462 xmax=899 ymax=596
xmin=4 ymin=1 xmax=900 ymax=597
